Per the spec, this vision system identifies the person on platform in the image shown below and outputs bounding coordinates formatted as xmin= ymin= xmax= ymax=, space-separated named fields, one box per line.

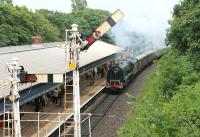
xmin=52 ymin=88 xmax=59 ymax=104
xmin=58 ymin=89 xmax=64 ymax=107
xmin=35 ymin=97 xmax=43 ymax=112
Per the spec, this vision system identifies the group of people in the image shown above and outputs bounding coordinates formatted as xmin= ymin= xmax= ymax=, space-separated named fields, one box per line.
xmin=34 ymin=64 xmax=112 ymax=112
xmin=85 ymin=65 xmax=108 ymax=86
xmin=50 ymin=88 xmax=64 ymax=105
xmin=97 ymin=66 xmax=106 ymax=78
xmin=87 ymin=69 xmax=96 ymax=85
xmin=34 ymin=88 xmax=64 ymax=112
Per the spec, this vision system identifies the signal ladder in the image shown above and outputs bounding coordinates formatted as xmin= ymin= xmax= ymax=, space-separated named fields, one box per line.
xmin=63 ymin=82 xmax=75 ymax=137
xmin=2 ymin=99 xmax=13 ymax=137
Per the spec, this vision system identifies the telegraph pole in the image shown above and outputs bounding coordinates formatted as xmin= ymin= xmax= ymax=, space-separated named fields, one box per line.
xmin=8 ymin=57 xmax=21 ymax=137
xmin=68 ymin=24 xmax=81 ymax=137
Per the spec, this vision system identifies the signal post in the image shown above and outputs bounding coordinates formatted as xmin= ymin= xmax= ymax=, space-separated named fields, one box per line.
xmin=7 ymin=58 xmax=22 ymax=137
xmin=68 ymin=24 xmax=81 ymax=137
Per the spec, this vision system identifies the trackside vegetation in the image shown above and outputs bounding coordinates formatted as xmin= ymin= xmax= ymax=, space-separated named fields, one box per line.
xmin=119 ymin=0 xmax=200 ymax=136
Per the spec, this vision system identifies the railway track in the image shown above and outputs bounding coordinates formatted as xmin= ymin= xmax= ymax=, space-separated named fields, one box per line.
xmin=91 ymin=64 xmax=156 ymax=137
xmin=81 ymin=90 xmax=122 ymax=137
xmin=51 ymin=84 xmax=106 ymax=137
xmin=56 ymin=64 xmax=155 ymax=137
xmin=55 ymin=88 xmax=122 ymax=137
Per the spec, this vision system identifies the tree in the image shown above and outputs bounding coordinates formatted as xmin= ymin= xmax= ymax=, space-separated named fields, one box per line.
xmin=0 ymin=4 xmax=60 ymax=46
xmin=37 ymin=9 xmax=71 ymax=40
xmin=0 ymin=3 xmax=113 ymax=46
xmin=166 ymin=0 xmax=200 ymax=70
xmin=0 ymin=0 xmax=13 ymax=4
xmin=37 ymin=8 xmax=114 ymax=44
xmin=71 ymin=0 xmax=87 ymax=11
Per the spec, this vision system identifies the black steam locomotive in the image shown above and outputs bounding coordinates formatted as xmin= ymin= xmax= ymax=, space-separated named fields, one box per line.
xmin=106 ymin=49 xmax=164 ymax=90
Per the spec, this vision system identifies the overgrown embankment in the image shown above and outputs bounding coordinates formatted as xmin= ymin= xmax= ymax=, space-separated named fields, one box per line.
xmin=119 ymin=0 xmax=200 ymax=136
xmin=119 ymin=50 xmax=200 ymax=136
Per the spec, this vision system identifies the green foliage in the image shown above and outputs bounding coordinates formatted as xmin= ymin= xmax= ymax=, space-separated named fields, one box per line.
xmin=157 ymin=51 xmax=196 ymax=99
xmin=119 ymin=50 xmax=200 ymax=137
xmin=166 ymin=0 xmax=200 ymax=70
xmin=70 ymin=9 xmax=110 ymax=36
xmin=32 ymin=12 xmax=60 ymax=42
xmin=0 ymin=4 xmax=60 ymax=46
xmin=37 ymin=8 xmax=114 ymax=44
xmin=0 ymin=0 xmax=12 ymax=4
xmin=70 ymin=9 xmax=115 ymax=44
xmin=120 ymin=0 xmax=200 ymax=136
xmin=0 ymin=3 xmax=113 ymax=46
xmin=71 ymin=0 xmax=87 ymax=11
xmin=118 ymin=72 xmax=163 ymax=137
xmin=36 ymin=9 xmax=70 ymax=40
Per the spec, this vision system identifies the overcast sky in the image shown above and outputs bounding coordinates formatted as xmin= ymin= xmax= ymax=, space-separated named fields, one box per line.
xmin=13 ymin=0 xmax=180 ymax=32
xmin=13 ymin=0 xmax=180 ymax=48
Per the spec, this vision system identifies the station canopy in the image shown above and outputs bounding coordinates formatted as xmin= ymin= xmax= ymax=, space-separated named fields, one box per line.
xmin=0 ymin=41 xmax=123 ymax=98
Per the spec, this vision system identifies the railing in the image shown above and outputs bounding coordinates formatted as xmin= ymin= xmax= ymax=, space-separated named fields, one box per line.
xmin=0 ymin=111 xmax=92 ymax=137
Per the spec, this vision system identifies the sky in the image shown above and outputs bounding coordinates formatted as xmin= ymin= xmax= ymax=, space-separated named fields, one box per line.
xmin=13 ymin=0 xmax=180 ymax=48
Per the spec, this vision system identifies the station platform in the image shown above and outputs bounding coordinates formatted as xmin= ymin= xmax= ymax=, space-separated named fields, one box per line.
xmin=0 ymin=40 xmax=122 ymax=137
xmin=0 ymin=76 xmax=106 ymax=137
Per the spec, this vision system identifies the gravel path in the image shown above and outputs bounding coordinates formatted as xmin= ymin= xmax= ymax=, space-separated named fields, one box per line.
xmin=91 ymin=64 xmax=156 ymax=137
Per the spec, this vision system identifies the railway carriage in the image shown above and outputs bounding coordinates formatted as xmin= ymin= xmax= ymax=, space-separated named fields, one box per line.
xmin=146 ymin=50 xmax=157 ymax=64
xmin=135 ymin=53 xmax=148 ymax=72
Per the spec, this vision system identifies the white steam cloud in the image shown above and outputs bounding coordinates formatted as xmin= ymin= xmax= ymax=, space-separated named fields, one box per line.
xmin=110 ymin=13 xmax=171 ymax=54
xmin=101 ymin=0 xmax=181 ymax=53
xmin=13 ymin=0 xmax=180 ymax=54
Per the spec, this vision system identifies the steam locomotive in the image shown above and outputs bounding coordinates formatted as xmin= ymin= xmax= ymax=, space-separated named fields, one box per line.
xmin=106 ymin=49 xmax=164 ymax=90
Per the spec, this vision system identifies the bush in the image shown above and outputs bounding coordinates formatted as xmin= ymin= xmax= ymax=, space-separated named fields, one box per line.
xmin=157 ymin=51 xmax=195 ymax=99
xmin=119 ymin=50 xmax=200 ymax=137
xmin=120 ymin=0 xmax=200 ymax=136
xmin=167 ymin=0 xmax=200 ymax=71
xmin=0 ymin=3 xmax=60 ymax=46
